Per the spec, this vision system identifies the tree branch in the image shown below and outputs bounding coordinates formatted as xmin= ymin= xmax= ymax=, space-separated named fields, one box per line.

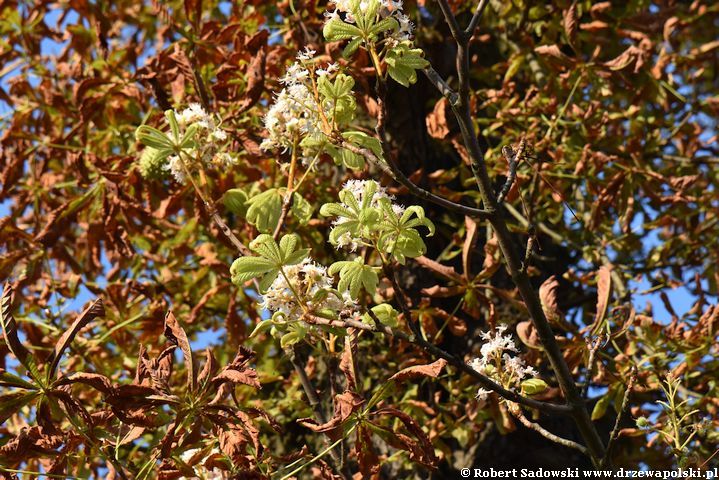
xmin=509 ymin=404 xmax=589 ymax=455
xmin=466 ymin=0 xmax=490 ymax=37
xmin=427 ymin=0 xmax=607 ymax=465
xmin=338 ymin=138 xmax=492 ymax=220
xmin=600 ymin=367 xmax=637 ymax=468
xmin=303 ymin=312 xmax=572 ymax=415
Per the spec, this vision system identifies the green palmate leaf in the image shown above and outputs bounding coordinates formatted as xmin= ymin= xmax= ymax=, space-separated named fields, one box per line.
xmin=385 ymin=42 xmax=430 ymax=87
xmin=135 ymin=125 xmax=174 ymax=150
xmin=323 ymin=18 xmax=362 ymax=42
xmin=343 ymin=36 xmax=364 ymax=59
xmin=250 ymin=234 xmax=284 ymax=263
xmin=369 ymin=17 xmax=399 ymax=36
xmin=376 ymin=202 xmax=434 ymax=264
xmin=291 ymin=193 xmax=313 ymax=225
xmin=318 ymin=73 xmax=357 ymax=126
xmin=231 ymin=234 xmax=309 ymax=292
xmin=362 ymin=303 xmax=399 ymax=328
xmin=223 ymin=188 xmax=249 ymax=215
xmin=521 ymin=378 xmax=549 ymax=395
xmin=329 ymin=258 xmax=379 ymax=300
xmin=245 ymin=188 xmax=283 ymax=233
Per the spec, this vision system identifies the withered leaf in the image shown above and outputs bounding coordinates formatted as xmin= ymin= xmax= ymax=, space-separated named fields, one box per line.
xmin=389 ymin=358 xmax=447 ymax=383
xmin=298 ymin=391 xmax=364 ymax=435
xmin=1 ymin=283 xmax=34 ymax=376
xmin=48 ymin=298 xmax=105 ymax=380
xmin=164 ymin=311 xmax=195 ymax=391
xmin=592 ymin=266 xmax=613 ymax=334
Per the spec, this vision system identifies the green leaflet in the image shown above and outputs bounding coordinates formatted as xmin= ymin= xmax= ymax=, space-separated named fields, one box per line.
xmin=362 ymin=303 xmax=399 ymax=328
xmin=317 ymin=73 xmax=357 ymax=126
xmin=291 ymin=192 xmax=314 ymax=225
xmin=328 ymin=257 xmax=379 ymax=300
xmin=520 ymin=378 xmax=549 ymax=395
xmin=223 ymin=188 xmax=249 ymax=215
xmin=230 ymin=234 xmax=310 ymax=292
xmin=385 ymin=42 xmax=429 ymax=87
xmin=376 ymin=202 xmax=435 ymax=264
xmin=245 ymin=188 xmax=283 ymax=233
xmin=323 ymin=18 xmax=363 ymax=42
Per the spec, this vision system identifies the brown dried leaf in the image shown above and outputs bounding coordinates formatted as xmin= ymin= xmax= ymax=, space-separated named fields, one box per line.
xmin=539 ymin=276 xmax=561 ymax=323
xmin=592 ymin=266 xmax=613 ymax=334
xmin=54 ymin=372 xmax=113 ymax=395
xmin=339 ymin=333 xmax=358 ymax=391
xmin=298 ymin=391 xmax=364 ymax=434
xmin=164 ymin=311 xmax=194 ymax=391
xmin=1 ymin=283 xmax=33 ymax=373
xmin=389 ymin=358 xmax=447 ymax=383
xmin=516 ymin=321 xmax=541 ymax=349
xmin=564 ymin=2 xmax=578 ymax=44
xmin=426 ymin=97 xmax=450 ymax=139
xmin=372 ymin=407 xmax=438 ymax=467
xmin=48 ymin=298 xmax=105 ymax=379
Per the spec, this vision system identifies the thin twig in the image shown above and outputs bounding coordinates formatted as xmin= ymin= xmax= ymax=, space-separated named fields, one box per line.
xmin=509 ymin=404 xmax=589 ymax=455
xmin=582 ymin=335 xmax=604 ymax=398
xmin=273 ymin=137 xmax=300 ymax=240
xmin=466 ymin=0 xmax=490 ymax=37
xmin=355 ymin=310 xmax=573 ymax=415
xmin=300 ymin=314 xmax=573 ymax=414
xmin=600 ymin=367 xmax=637 ymax=468
xmin=423 ymin=66 xmax=459 ymax=106
xmin=338 ymin=138 xmax=492 ymax=220
xmin=436 ymin=0 xmax=463 ymax=40
xmin=496 ymin=140 xmax=523 ymax=203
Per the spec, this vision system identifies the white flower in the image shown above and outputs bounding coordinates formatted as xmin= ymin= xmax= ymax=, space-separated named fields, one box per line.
xmin=342 ymin=179 xmax=393 ymax=207
xmin=296 ymin=47 xmax=316 ymax=61
xmin=395 ymin=13 xmax=414 ymax=40
xmin=165 ymin=155 xmax=187 ymax=184
xmin=260 ymin=258 xmax=351 ymax=322
xmin=211 ymin=128 xmax=228 ymax=142
xmin=317 ymin=62 xmax=339 ymax=77
xmin=476 ymin=388 xmax=492 ymax=401
xmin=177 ymin=103 xmax=208 ymax=127
xmin=468 ymin=324 xmax=540 ymax=401
xmin=381 ymin=0 xmax=403 ymax=10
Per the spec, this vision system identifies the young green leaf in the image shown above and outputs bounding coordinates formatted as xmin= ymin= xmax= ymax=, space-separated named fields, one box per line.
xmin=245 ymin=188 xmax=283 ymax=233
xmin=329 ymin=258 xmax=379 ymax=300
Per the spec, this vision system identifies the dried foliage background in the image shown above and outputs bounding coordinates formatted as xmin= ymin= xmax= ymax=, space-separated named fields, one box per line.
xmin=1 ymin=0 xmax=718 ymax=478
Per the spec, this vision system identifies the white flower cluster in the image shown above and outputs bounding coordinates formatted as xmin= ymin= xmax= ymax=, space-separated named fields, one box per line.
xmin=469 ymin=325 xmax=539 ymax=401
xmin=334 ymin=180 xmax=405 ymax=251
xmin=260 ymin=257 xmax=355 ymax=321
xmin=260 ymin=48 xmax=339 ymax=153
xmin=326 ymin=0 xmax=414 ymax=42
xmin=166 ymin=104 xmax=235 ymax=183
